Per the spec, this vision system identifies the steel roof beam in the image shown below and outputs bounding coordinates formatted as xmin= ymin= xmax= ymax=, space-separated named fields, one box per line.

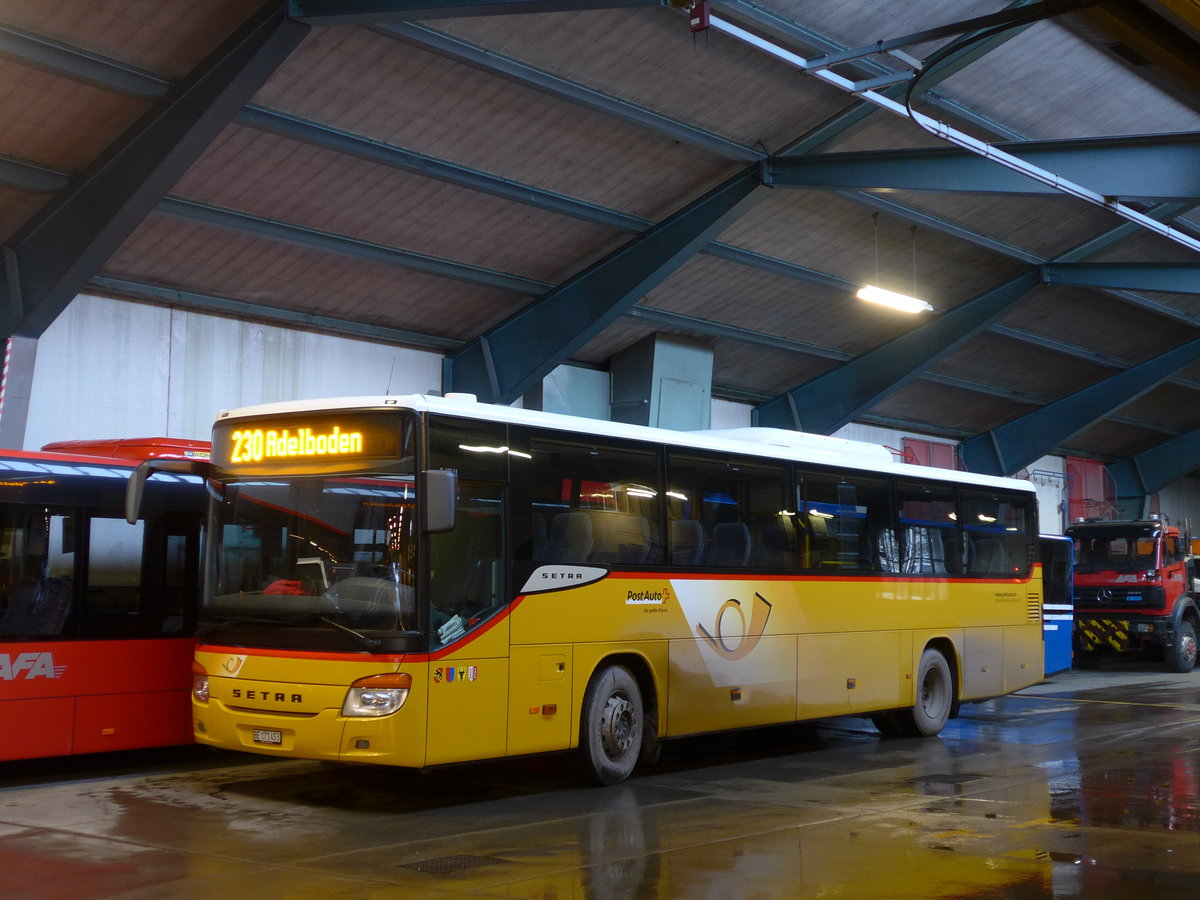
xmin=374 ymin=22 xmax=762 ymax=162
xmin=960 ymin=336 xmax=1200 ymax=476
xmin=290 ymin=0 xmax=658 ymax=25
xmin=766 ymin=135 xmax=1200 ymax=201
xmin=0 ymin=23 xmax=168 ymax=98
xmin=844 ymin=191 xmax=1042 ymax=264
xmin=1043 ymin=262 xmax=1200 ymax=294
xmin=755 ymin=272 xmax=1040 ymax=433
xmin=158 ymin=197 xmax=550 ymax=294
xmin=0 ymin=2 xmax=307 ymax=338
xmin=0 ymin=154 xmax=68 ymax=194
xmin=1108 ymin=429 xmax=1200 ymax=499
xmin=801 ymin=0 xmax=1100 ymax=69
xmin=635 ymin=306 xmax=1173 ymax=431
xmin=445 ymin=166 xmax=763 ymax=403
xmin=237 ymin=105 xmax=646 ymax=231
xmin=89 ymin=275 xmax=463 ymax=350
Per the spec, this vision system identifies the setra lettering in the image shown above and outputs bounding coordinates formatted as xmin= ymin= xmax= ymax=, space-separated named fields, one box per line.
xmin=231 ymin=688 xmax=303 ymax=703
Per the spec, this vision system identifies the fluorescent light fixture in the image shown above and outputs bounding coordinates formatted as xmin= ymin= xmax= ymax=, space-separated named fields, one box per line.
xmin=857 ymin=285 xmax=933 ymax=314
xmin=457 ymin=444 xmax=531 ymax=459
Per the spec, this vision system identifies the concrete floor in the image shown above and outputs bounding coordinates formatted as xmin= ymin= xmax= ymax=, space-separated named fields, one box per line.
xmin=3 ymin=665 xmax=1200 ymax=899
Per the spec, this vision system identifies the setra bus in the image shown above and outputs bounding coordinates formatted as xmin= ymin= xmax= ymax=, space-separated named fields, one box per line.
xmin=144 ymin=393 xmax=1044 ymax=785
xmin=0 ymin=438 xmax=207 ymax=761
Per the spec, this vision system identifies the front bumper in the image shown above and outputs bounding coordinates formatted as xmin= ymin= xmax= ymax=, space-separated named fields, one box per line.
xmin=1074 ymin=614 xmax=1171 ymax=653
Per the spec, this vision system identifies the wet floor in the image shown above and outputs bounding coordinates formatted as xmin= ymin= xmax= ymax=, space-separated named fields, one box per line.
xmin=4 ymin=665 xmax=1200 ymax=899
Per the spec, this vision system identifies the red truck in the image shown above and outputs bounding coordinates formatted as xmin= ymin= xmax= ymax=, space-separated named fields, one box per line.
xmin=1067 ymin=517 xmax=1200 ymax=672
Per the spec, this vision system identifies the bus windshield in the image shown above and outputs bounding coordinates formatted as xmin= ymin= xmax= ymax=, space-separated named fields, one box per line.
xmin=205 ymin=474 xmax=417 ymax=641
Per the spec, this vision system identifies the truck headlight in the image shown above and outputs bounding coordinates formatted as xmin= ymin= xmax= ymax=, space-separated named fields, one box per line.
xmin=343 ymin=673 xmax=411 ymax=717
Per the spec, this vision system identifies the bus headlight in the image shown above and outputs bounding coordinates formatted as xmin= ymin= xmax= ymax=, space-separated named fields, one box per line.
xmin=192 ymin=661 xmax=210 ymax=703
xmin=343 ymin=673 xmax=411 ymax=717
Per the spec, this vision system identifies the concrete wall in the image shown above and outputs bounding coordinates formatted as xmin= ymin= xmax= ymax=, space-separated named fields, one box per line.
xmin=24 ymin=293 xmax=443 ymax=449
xmin=1157 ymin=476 xmax=1200 ymax=534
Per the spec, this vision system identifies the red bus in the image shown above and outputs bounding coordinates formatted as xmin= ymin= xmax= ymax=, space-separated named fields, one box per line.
xmin=0 ymin=438 xmax=207 ymax=761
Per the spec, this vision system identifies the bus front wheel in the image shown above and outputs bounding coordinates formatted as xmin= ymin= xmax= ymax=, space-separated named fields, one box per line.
xmin=579 ymin=665 xmax=643 ymax=786
xmin=896 ymin=647 xmax=954 ymax=737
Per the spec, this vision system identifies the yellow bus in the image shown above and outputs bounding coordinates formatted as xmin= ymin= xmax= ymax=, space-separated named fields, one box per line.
xmin=133 ymin=393 xmax=1043 ymax=785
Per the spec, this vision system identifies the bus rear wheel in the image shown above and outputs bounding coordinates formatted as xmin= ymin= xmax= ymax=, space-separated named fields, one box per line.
xmin=579 ymin=665 xmax=643 ymax=786
xmin=1167 ymin=620 xmax=1197 ymax=673
xmin=894 ymin=647 xmax=953 ymax=737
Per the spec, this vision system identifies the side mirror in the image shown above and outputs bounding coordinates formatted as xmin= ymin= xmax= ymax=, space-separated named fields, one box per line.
xmin=126 ymin=458 xmax=209 ymax=523
xmin=421 ymin=468 xmax=457 ymax=533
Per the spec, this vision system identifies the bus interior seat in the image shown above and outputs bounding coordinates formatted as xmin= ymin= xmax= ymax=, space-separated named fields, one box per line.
xmin=803 ymin=514 xmax=828 ymax=568
xmin=752 ymin=523 xmax=789 ymax=568
xmin=707 ymin=522 xmax=751 ymax=567
xmin=969 ymin=537 xmax=1007 ymax=575
xmin=669 ymin=518 xmax=706 ymax=565
xmin=0 ymin=577 xmax=71 ymax=636
xmin=530 ymin=513 xmax=548 ymax=562
xmin=903 ymin=526 xmax=948 ymax=575
xmin=617 ymin=516 xmax=652 ymax=564
xmin=585 ymin=512 xmax=652 ymax=564
xmin=876 ymin=528 xmax=899 ymax=573
xmin=546 ymin=512 xmax=593 ymax=564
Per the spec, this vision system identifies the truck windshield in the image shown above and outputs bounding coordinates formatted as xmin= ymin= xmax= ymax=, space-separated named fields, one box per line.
xmin=204 ymin=474 xmax=418 ymax=638
xmin=1071 ymin=528 xmax=1157 ymax=574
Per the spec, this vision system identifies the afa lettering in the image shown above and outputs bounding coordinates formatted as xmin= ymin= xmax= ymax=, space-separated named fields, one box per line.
xmin=0 ymin=652 xmax=65 ymax=680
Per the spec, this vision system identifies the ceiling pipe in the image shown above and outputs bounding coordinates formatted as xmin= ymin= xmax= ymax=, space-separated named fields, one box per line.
xmin=706 ymin=10 xmax=1200 ymax=258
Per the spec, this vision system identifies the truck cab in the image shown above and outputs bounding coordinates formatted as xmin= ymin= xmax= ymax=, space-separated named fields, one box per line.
xmin=1067 ymin=518 xmax=1200 ymax=672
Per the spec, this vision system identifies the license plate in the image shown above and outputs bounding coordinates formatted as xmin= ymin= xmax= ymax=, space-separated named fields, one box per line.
xmin=252 ymin=728 xmax=283 ymax=745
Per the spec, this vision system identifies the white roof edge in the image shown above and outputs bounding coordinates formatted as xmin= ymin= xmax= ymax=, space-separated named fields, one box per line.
xmin=215 ymin=393 xmax=1034 ymax=492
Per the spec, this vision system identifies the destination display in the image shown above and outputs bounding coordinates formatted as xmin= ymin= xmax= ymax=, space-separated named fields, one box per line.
xmin=212 ymin=411 xmax=407 ymax=472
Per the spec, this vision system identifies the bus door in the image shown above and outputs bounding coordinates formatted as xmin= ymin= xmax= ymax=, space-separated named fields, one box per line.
xmin=423 ymin=480 xmax=511 ymax=765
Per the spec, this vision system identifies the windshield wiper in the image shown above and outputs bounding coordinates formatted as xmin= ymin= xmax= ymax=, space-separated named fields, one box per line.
xmin=319 ymin=616 xmax=382 ymax=651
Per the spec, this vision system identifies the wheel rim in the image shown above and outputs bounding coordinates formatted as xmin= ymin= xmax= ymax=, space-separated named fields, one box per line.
xmin=919 ymin=665 xmax=946 ymax=717
xmin=599 ymin=692 xmax=636 ymax=760
xmin=1182 ymin=633 xmax=1197 ymax=664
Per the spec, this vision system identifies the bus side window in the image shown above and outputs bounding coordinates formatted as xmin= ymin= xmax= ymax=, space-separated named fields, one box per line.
xmin=669 ymin=452 xmax=792 ymax=569
xmin=84 ymin=516 xmax=147 ymax=637
xmin=896 ymin=480 xmax=961 ymax=575
xmin=524 ymin=436 xmax=662 ymax=567
xmin=798 ymin=470 xmax=893 ymax=572
xmin=141 ymin=512 xmax=201 ymax=635
xmin=0 ymin=509 xmax=74 ymax=638
xmin=961 ymin=488 xmax=1032 ymax=577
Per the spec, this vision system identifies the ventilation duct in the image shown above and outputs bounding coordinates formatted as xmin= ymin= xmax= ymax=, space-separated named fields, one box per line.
xmin=610 ymin=333 xmax=713 ymax=430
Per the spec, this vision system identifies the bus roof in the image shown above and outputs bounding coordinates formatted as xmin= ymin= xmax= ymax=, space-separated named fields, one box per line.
xmin=215 ymin=393 xmax=1034 ymax=493
xmin=40 ymin=437 xmax=211 ymax=462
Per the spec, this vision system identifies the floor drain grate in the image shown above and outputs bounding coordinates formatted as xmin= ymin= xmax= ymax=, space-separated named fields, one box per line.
xmin=398 ymin=854 xmax=507 ymax=875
